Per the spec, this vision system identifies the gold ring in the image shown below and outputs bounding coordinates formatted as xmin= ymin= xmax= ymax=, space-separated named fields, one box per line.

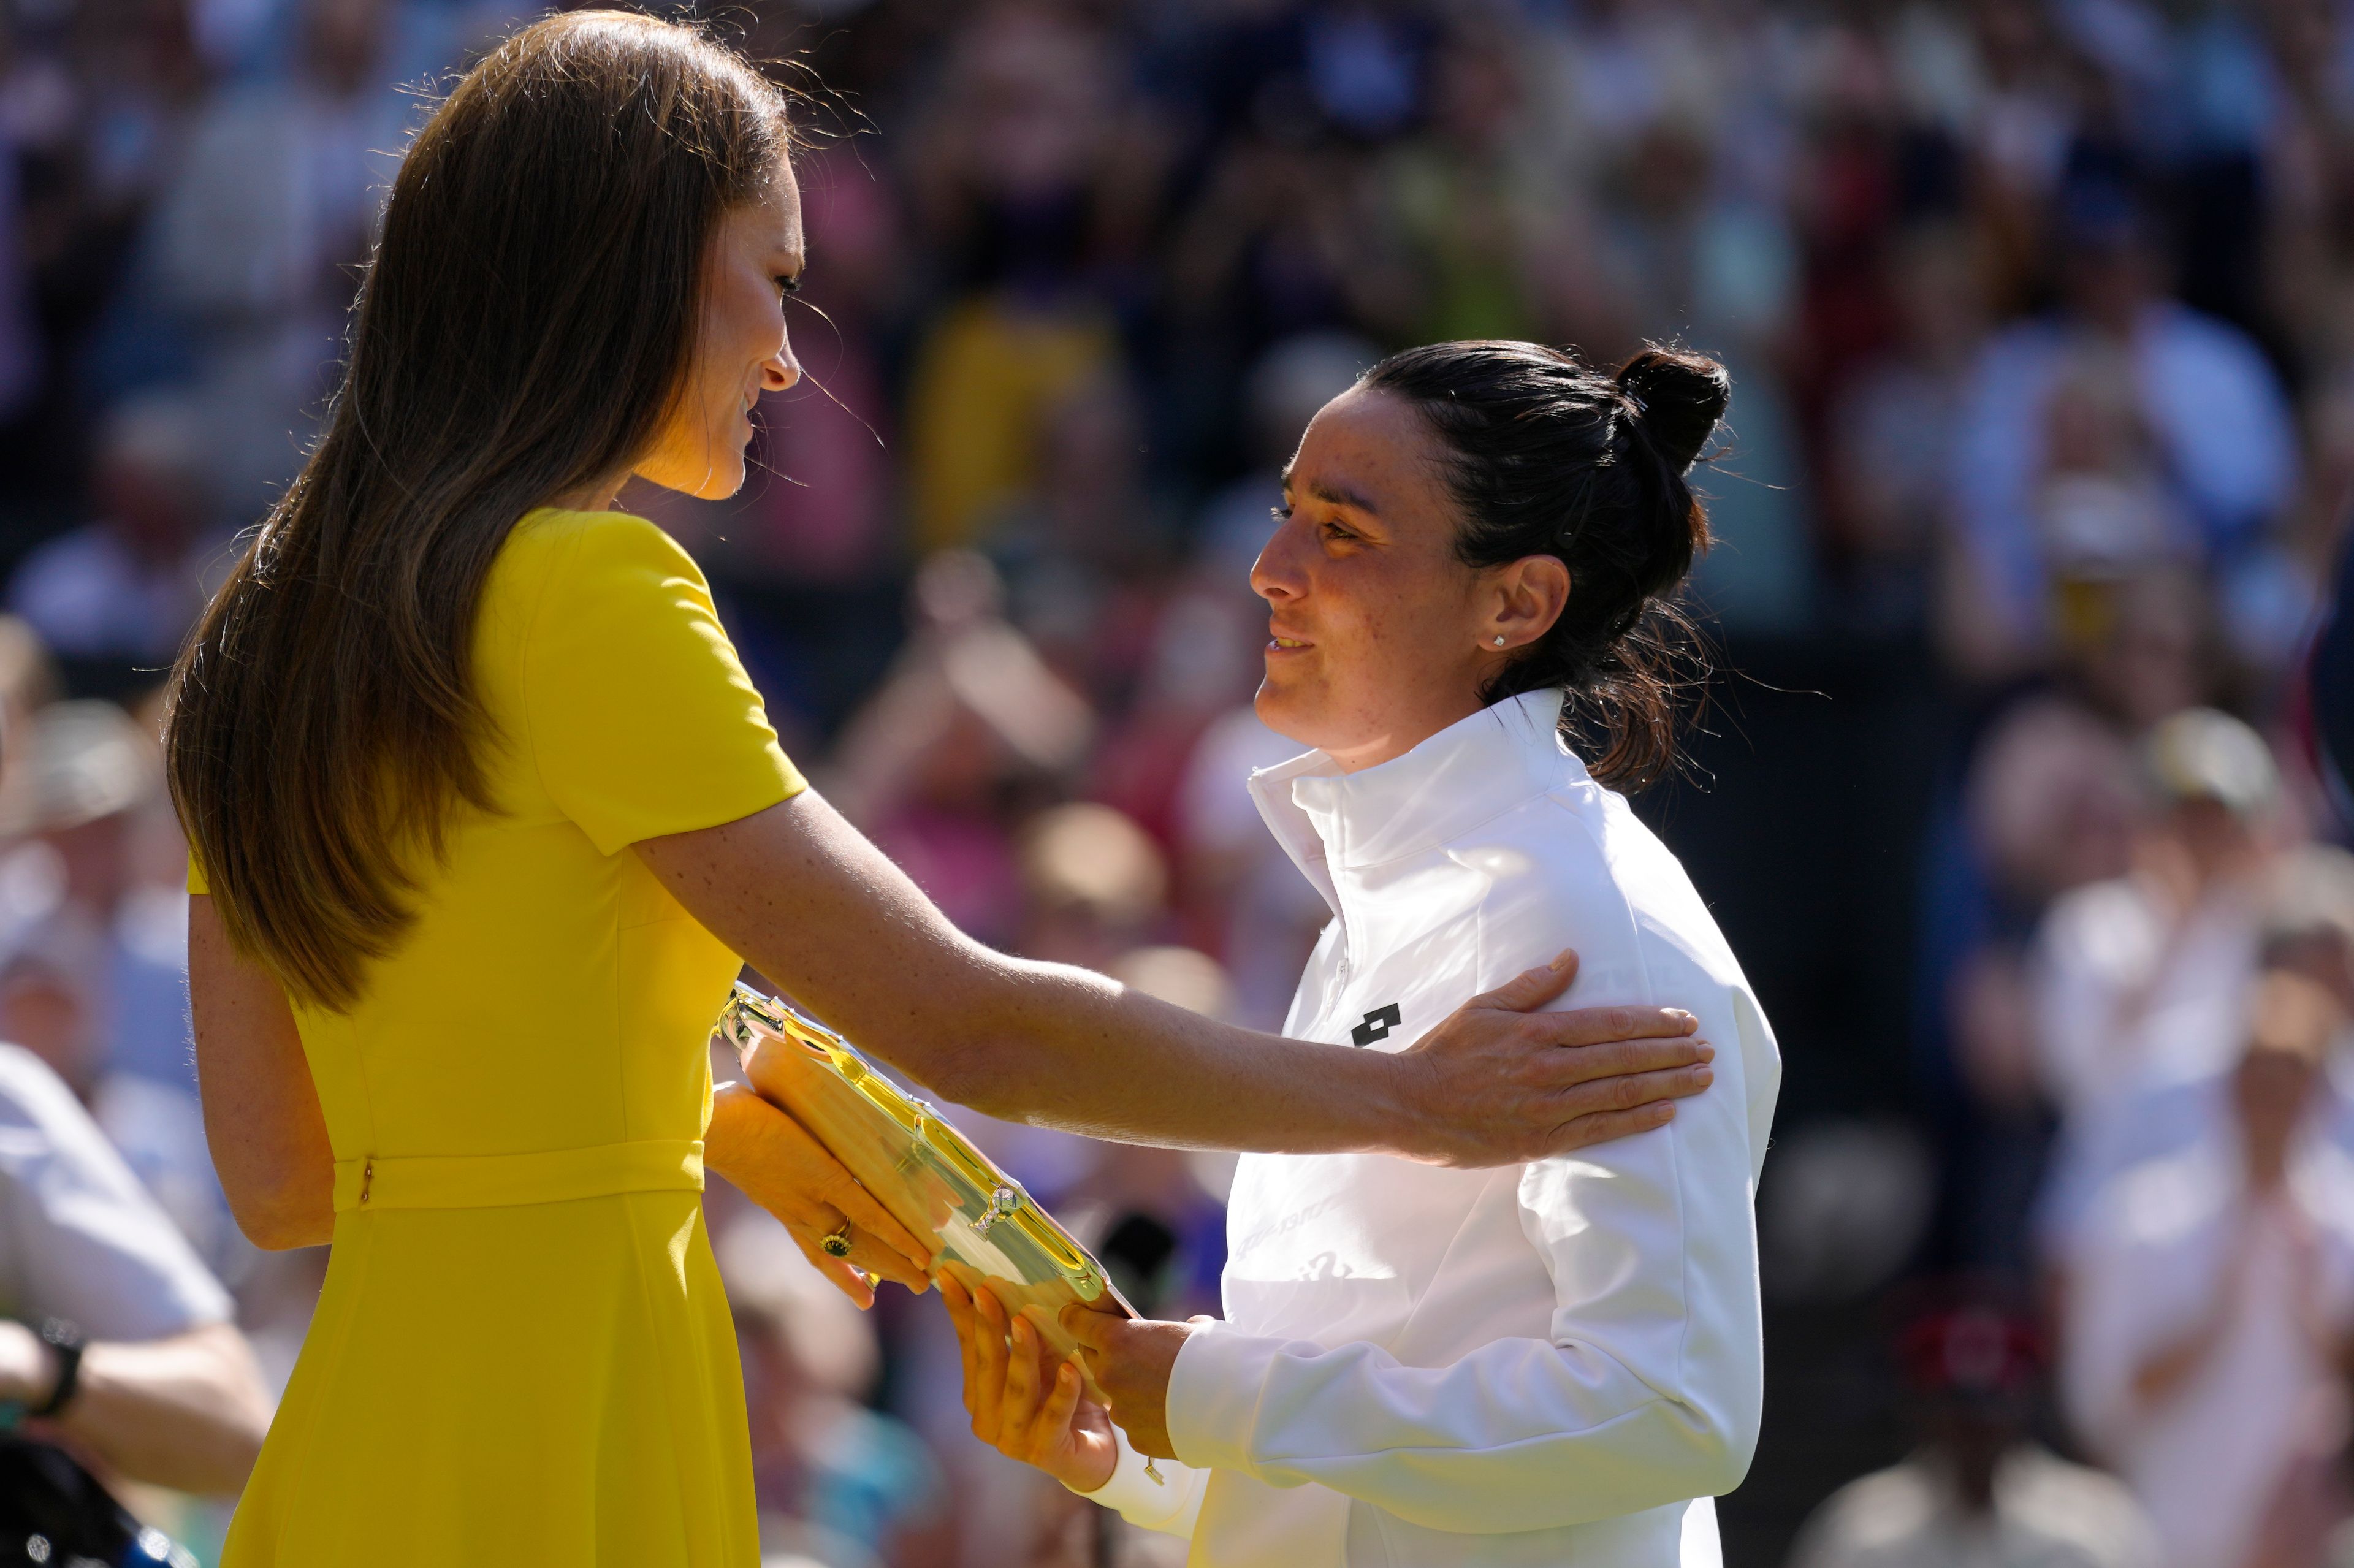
xmin=820 ymin=1222 xmax=854 ymax=1258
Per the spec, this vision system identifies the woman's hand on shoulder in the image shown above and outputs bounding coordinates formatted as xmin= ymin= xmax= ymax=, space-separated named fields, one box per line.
xmin=940 ymin=1276 xmax=1118 ymax=1493
xmin=1397 ymin=950 xmax=1716 ymax=1167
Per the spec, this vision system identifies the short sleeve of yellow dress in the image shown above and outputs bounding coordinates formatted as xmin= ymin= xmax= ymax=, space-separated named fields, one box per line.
xmin=223 ymin=510 xmax=800 ymax=1568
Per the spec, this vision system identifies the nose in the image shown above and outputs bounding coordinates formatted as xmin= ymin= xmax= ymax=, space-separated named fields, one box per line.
xmin=763 ymin=330 xmax=801 ymax=394
xmin=1250 ymin=513 xmax=1306 ymax=604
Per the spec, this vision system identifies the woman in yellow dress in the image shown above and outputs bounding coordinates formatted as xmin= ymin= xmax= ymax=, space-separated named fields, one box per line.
xmin=158 ymin=13 xmax=1716 ymax=1564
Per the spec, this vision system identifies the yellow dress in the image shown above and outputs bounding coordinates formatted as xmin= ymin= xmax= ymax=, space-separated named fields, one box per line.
xmin=204 ymin=509 xmax=801 ymax=1566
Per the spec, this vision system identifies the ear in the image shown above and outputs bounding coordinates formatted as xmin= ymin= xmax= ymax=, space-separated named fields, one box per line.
xmin=1479 ymin=555 xmax=1571 ymax=655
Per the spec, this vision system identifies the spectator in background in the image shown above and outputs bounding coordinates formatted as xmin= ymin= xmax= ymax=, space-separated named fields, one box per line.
xmin=2071 ymin=566 xmax=2225 ymax=736
xmin=1368 ymin=24 xmax=1556 ymax=348
xmin=1949 ymin=180 xmax=2299 ymax=682
xmin=1928 ymin=690 xmax=2138 ymax=1269
xmin=2027 ymin=348 xmax=2198 ymax=647
xmin=138 ymin=0 xmax=407 ymax=516
xmin=1930 ymin=700 xmax=2260 ymax=1276
xmin=4 ymin=391 xmax=215 ymax=688
xmin=0 ymin=698 xmax=227 ymax=1271
xmin=0 ymin=623 xmax=55 ymax=788
xmin=0 ymin=699 xmax=171 ymax=1059
xmin=899 ymin=4 xmax=1141 ymax=557
xmin=2038 ymin=843 xmax=2354 ymax=1282
xmin=1014 ymin=802 xmax=1167 ymax=976
xmin=718 ymin=1217 xmax=950 ymax=1568
xmin=1832 ymin=223 xmax=1989 ymax=633
xmin=820 ymin=554 xmax=1094 ymax=951
xmin=1786 ymin=1299 xmax=2155 ymax=1568
xmin=984 ymin=370 xmax=1170 ymax=709
xmin=2062 ymin=962 xmax=2354 ymax=1568
xmin=0 ymin=1039 xmax=269 ymax=1498
xmin=2031 ymin=708 xmax=2279 ymax=1122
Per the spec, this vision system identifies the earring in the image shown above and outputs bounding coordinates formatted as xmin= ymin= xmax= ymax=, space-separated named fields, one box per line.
xmin=1492 ymin=635 xmax=1507 ymax=647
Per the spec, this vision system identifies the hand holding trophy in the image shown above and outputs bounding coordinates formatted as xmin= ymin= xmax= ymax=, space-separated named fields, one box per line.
xmin=715 ymin=984 xmax=1138 ymax=1371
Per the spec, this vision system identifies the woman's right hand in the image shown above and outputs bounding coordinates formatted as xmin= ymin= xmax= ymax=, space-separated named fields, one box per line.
xmin=940 ymin=1274 xmax=1118 ymax=1494
xmin=704 ymin=1081 xmax=934 ymax=1307
xmin=1397 ymin=950 xmax=1717 ymax=1167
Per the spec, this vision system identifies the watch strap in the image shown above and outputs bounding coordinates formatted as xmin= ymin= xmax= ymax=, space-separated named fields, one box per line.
xmin=29 ymin=1317 xmax=82 ymax=1418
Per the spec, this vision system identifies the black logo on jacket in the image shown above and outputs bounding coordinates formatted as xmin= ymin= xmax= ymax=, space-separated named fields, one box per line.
xmin=1351 ymin=1004 xmax=1403 ymax=1046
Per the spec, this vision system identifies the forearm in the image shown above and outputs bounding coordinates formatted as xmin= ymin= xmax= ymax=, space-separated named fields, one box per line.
xmin=647 ymin=795 xmax=1419 ymax=1155
xmin=189 ymin=897 xmax=337 ymax=1249
xmin=642 ymin=793 xmax=1707 ymax=1166
xmin=42 ymin=1324 xmax=272 ymax=1497
xmin=902 ymin=953 xmax=1417 ymax=1154
xmin=1169 ymin=1328 xmax=1751 ymax=1533
xmin=216 ymin=1177 xmax=333 ymax=1252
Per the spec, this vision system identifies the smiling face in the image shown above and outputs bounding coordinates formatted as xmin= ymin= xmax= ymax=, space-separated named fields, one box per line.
xmin=1251 ymin=386 xmax=1571 ymax=772
xmin=634 ymin=161 xmax=805 ymax=500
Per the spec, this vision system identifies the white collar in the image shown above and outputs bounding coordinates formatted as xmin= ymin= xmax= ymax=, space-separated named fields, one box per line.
xmin=1247 ymin=690 xmax=1586 ymax=912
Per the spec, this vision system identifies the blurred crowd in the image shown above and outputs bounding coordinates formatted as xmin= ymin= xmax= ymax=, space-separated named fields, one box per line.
xmin=9 ymin=0 xmax=2354 ymax=1564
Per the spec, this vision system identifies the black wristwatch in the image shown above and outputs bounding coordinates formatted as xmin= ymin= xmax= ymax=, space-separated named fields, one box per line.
xmin=29 ymin=1317 xmax=83 ymax=1418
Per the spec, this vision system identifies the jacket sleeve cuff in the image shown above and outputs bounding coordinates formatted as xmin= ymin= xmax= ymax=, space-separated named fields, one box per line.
xmin=1166 ymin=1318 xmax=1308 ymax=1475
xmin=1070 ymin=1423 xmax=1205 ymax=1535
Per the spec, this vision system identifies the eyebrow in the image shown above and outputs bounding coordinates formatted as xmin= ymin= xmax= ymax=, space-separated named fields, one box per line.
xmin=1279 ymin=468 xmax=1382 ymax=517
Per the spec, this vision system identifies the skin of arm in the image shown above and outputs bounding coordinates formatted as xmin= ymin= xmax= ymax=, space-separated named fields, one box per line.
xmin=189 ymin=797 xmax=1708 ymax=1288
xmin=0 ymin=1319 xmax=272 ymax=1497
xmin=636 ymin=790 xmax=1713 ymax=1164
xmin=188 ymin=894 xmax=335 ymax=1251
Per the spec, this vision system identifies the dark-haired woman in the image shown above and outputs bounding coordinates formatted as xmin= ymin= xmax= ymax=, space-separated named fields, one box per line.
xmin=163 ymin=17 xmax=1715 ymax=1566
xmin=945 ymin=341 xmax=1783 ymax=1568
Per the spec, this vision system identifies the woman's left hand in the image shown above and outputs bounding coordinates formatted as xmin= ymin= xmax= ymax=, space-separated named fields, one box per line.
xmin=1061 ymin=1304 xmax=1208 ymax=1460
xmin=704 ymin=1081 xmax=934 ymax=1307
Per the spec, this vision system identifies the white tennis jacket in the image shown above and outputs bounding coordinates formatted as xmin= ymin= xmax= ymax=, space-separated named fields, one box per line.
xmin=1084 ymin=689 xmax=1781 ymax=1567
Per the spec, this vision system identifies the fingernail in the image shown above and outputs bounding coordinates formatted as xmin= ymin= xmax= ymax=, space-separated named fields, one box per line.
xmin=1550 ymin=951 xmax=1576 ymax=971
xmin=1666 ymin=1009 xmax=1695 ymax=1024
xmin=1693 ymin=1067 xmax=1713 ymax=1087
xmin=1697 ymin=1044 xmax=1716 ymax=1062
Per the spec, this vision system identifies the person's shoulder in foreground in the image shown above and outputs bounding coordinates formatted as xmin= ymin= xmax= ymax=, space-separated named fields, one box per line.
xmin=0 ymin=1042 xmax=232 ymax=1341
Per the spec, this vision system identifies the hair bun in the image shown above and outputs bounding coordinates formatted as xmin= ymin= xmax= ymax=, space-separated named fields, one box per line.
xmin=1615 ymin=347 xmax=1729 ymax=473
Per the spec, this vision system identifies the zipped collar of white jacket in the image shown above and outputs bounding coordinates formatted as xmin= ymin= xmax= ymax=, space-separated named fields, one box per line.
xmin=1246 ymin=690 xmax=1587 ymax=905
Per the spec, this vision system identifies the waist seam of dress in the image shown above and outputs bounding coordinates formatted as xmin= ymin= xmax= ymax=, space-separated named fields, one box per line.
xmin=331 ymin=1137 xmax=706 ymax=1211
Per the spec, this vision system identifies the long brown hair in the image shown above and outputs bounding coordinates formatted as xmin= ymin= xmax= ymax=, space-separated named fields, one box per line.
xmin=164 ymin=12 xmax=791 ymax=1010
